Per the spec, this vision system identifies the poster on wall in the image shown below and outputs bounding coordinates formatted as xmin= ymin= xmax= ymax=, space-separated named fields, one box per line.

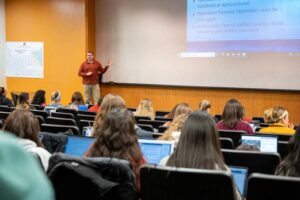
xmin=6 ymin=42 xmax=44 ymax=78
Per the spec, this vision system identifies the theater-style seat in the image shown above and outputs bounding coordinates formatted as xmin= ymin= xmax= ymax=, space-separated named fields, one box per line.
xmin=222 ymin=149 xmax=281 ymax=175
xmin=218 ymin=130 xmax=247 ymax=148
xmin=47 ymin=153 xmax=137 ymax=200
xmin=247 ymin=173 xmax=300 ymax=200
xmin=219 ymin=137 xmax=234 ymax=149
xmin=140 ymin=165 xmax=236 ymax=200
xmin=41 ymin=124 xmax=81 ymax=136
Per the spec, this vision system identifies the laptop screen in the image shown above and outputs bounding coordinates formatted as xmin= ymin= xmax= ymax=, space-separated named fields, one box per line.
xmin=241 ymin=135 xmax=278 ymax=152
xmin=138 ymin=139 xmax=175 ymax=164
xmin=65 ymin=136 xmax=95 ymax=157
xmin=229 ymin=166 xmax=248 ymax=197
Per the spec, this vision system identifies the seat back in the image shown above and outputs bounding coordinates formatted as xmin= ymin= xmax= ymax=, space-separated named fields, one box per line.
xmin=140 ymin=165 xmax=236 ymax=200
xmin=77 ymin=114 xmax=95 ymax=122
xmin=138 ymin=119 xmax=166 ymax=129
xmin=127 ymin=108 xmax=136 ymax=112
xmin=78 ymin=110 xmax=97 ymax=116
xmin=155 ymin=111 xmax=169 ymax=117
xmin=0 ymin=111 xmax=10 ymax=120
xmin=154 ymin=117 xmax=173 ymax=122
xmin=30 ymin=109 xmax=49 ymax=120
xmin=47 ymin=153 xmax=137 ymax=200
xmin=51 ymin=112 xmax=75 ymax=120
xmin=46 ymin=117 xmax=77 ymax=126
xmin=252 ymin=117 xmax=265 ymax=123
xmin=218 ymin=130 xmax=246 ymax=148
xmin=278 ymin=141 xmax=289 ymax=159
xmin=41 ymin=124 xmax=81 ymax=136
xmin=0 ymin=105 xmax=10 ymax=112
xmin=30 ymin=104 xmax=45 ymax=110
xmin=35 ymin=115 xmax=45 ymax=126
xmin=158 ymin=125 xmax=168 ymax=133
xmin=56 ymin=107 xmax=78 ymax=117
xmin=219 ymin=137 xmax=234 ymax=149
xmin=247 ymin=173 xmax=300 ymax=200
xmin=214 ymin=114 xmax=222 ymax=122
xmin=222 ymin=149 xmax=281 ymax=175
xmin=137 ymin=124 xmax=154 ymax=132
xmin=134 ymin=116 xmax=151 ymax=123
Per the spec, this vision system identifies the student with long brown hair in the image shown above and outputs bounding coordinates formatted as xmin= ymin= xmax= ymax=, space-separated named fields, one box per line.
xmin=164 ymin=103 xmax=192 ymax=127
xmin=276 ymin=126 xmax=300 ymax=177
xmin=85 ymin=108 xmax=146 ymax=192
xmin=217 ymin=99 xmax=253 ymax=134
xmin=68 ymin=91 xmax=88 ymax=111
xmin=93 ymin=94 xmax=126 ymax=133
xmin=161 ymin=110 xmax=241 ymax=200
xmin=3 ymin=110 xmax=51 ymax=171
xmin=16 ymin=92 xmax=31 ymax=110
xmin=164 ymin=111 xmax=226 ymax=169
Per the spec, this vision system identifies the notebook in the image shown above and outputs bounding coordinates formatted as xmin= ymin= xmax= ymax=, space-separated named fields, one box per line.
xmin=241 ymin=135 xmax=278 ymax=152
xmin=138 ymin=139 xmax=175 ymax=164
xmin=64 ymin=136 xmax=95 ymax=157
xmin=229 ymin=166 xmax=248 ymax=198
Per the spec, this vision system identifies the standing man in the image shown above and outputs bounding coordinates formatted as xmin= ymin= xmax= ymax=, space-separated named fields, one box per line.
xmin=78 ymin=51 xmax=111 ymax=105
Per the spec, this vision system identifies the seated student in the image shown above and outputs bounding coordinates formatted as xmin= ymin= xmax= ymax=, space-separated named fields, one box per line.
xmin=259 ymin=106 xmax=295 ymax=134
xmin=164 ymin=103 xmax=192 ymax=127
xmin=165 ymin=104 xmax=179 ymax=119
xmin=68 ymin=91 xmax=88 ymax=111
xmin=236 ymin=144 xmax=260 ymax=152
xmin=0 ymin=87 xmax=13 ymax=107
xmin=93 ymin=94 xmax=152 ymax=138
xmin=217 ymin=99 xmax=253 ymax=135
xmin=158 ymin=114 xmax=188 ymax=145
xmin=88 ymin=96 xmax=103 ymax=113
xmin=199 ymin=99 xmax=211 ymax=113
xmin=48 ymin=90 xmax=63 ymax=108
xmin=3 ymin=110 xmax=51 ymax=171
xmin=275 ymin=126 xmax=300 ymax=177
xmin=0 ymin=131 xmax=54 ymax=200
xmin=31 ymin=90 xmax=46 ymax=106
xmin=134 ymin=98 xmax=155 ymax=120
xmin=16 ymin=92 xmax=34 ymax=110
xmin=85 ymin=108 xmax=146 ymax=192
xmin=160 ymin=110 xmax=241 ymax=200
xmin=264 ymin=107 xmax=274 ymax=123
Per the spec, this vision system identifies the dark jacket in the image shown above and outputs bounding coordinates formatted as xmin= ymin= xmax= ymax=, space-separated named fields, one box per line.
xmin=47 ymin=153 xmax=137 ymax=200
xmin=0 ymin=95 xmax=13 ymax=107
xmin=39 ymin=132 xmax=68 ymax=154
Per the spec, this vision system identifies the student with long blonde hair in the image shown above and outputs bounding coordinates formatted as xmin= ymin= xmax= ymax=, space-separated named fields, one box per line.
xmin=134 ymin=98 xmax=155 ymax=120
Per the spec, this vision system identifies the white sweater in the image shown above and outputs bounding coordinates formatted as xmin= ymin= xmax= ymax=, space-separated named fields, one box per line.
xmin=18 ymin=139 xmax=51 ymax=171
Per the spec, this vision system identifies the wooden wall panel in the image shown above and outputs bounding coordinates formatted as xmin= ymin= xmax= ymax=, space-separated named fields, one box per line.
xmin=101 ymin=85 xmax=300 ymax=124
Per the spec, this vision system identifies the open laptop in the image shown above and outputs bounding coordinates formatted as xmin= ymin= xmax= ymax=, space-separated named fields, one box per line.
xmin=64 ymin=136 xmax=95 ymax=157
xmin=241 ymin=135 xmax=278 ymax=152
xmin=229 ymin=166 xmax=248 ymax=198
xmin=138 ymin=139 xmax=175 ymax=165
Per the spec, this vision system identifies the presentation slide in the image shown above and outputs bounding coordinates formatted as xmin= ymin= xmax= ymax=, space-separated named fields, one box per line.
xmin=187 ymin=0 xmax=300 ymax=54
xmin=96 ymin=0 xmax=300 ymax=90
